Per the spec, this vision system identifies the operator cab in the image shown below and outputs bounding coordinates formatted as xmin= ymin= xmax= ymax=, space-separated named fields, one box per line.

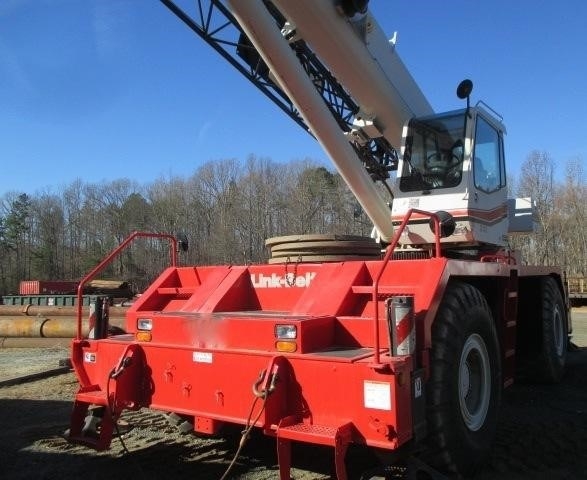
xmin=392 ymin=100 xmax=509 ymax=249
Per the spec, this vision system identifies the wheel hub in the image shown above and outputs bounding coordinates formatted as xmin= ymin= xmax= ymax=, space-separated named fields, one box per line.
xmin=459 ymin=333 xmax=491 ymax=431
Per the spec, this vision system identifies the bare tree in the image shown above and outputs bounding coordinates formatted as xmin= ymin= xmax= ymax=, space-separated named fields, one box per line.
xmin=30 ymin=192 xmax=66 ymax=280
xmin=559 ymin=158 xmax=587 ymax=276
xmin=517 ymin=151 xmax=557 ymax=266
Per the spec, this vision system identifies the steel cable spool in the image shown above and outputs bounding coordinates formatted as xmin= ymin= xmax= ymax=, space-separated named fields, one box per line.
xmin=265 ymin=234 xmax=382 ymax=263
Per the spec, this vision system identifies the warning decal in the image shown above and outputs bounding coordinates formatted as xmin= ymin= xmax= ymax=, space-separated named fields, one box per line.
xmin=363 ymin=380 xmax=392 ymax=410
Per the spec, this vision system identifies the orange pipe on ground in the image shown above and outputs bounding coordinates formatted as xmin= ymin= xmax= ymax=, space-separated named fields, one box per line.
xmin=0 ymin=317 xmax=126 ymax=338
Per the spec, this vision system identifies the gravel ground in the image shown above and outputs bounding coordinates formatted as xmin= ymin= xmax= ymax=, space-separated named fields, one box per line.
xmin=0 ymin=345 xmax=71 ymax=382
xmin=1 ymin=309 xmax=586 ymax=479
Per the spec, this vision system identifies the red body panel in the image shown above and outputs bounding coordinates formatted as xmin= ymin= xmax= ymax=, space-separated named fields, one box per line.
xmin=71 ymin=258 xmax=453 ymax=449
xmin=70 ymin=254 xmax=565 ymax=466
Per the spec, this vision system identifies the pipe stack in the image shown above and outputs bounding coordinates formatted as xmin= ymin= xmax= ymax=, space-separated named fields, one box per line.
xmin=0 ymin=304 xmax=128 ymax=348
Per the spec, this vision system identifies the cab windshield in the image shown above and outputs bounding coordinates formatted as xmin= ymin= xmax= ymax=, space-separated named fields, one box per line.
xmin=399 ymin=112 xmax=466 ymax=192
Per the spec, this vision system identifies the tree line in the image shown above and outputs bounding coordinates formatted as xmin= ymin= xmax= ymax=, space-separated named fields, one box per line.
xmin=509 ymin=151 xmax=586 ymax=279
xmin=0 ymin=157 xmax=367 ymax=295
xmin=0 ymin=152 xmax=584 ymax=296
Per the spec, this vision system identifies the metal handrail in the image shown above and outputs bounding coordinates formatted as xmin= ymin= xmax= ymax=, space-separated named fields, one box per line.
xmin=75 ymin=232 xmax=178 ymax=339
xmin=371 ymin=209 xmax=443 ymax=367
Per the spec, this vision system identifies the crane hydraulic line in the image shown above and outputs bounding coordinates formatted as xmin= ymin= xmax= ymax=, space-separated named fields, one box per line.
xmin=159 ymin=0 xmax=432 ymax=242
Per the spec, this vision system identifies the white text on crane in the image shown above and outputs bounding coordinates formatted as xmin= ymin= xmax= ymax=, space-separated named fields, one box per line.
xmin=251 ymin=272 xmax=317 ymax=288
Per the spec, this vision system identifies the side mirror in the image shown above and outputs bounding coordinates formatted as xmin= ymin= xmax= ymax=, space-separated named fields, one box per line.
xmin=457 ymin=79 xmax=473 ymax=118
xmin=457 ymin=79 xmax=473 ymax=100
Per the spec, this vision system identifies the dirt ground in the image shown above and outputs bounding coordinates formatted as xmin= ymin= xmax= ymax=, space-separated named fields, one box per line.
xmin=1 ymin=309 xmax=587 ymax=480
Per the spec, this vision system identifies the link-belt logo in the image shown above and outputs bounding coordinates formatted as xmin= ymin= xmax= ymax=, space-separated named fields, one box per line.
xmin=251 ymin=272 xmax=317 ymax=288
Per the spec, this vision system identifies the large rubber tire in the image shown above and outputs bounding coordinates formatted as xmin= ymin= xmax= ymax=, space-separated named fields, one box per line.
xmin=523 ymin=276 xmax=567 ymax=383
xmin=424 ymin=282 xmax=501 ymax=477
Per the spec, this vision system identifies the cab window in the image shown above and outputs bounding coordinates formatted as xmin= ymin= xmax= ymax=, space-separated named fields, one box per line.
xmin=473 ymin=116 xmax=505 ymax=193
xmin=400 ymin=113 xmax=465 ymax=192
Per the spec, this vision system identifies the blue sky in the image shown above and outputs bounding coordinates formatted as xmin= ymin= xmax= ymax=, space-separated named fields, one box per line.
xmin=1 ymin=0 xmax=585 ymax=197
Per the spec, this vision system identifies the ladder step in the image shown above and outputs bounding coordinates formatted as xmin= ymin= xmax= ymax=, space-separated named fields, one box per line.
xmin=277 ymin=422 xmax=349 ymax=447
xmin=67 ymin=418 xmax=115 ymax=451
xmin=68 ymin=432 xmax=104 ymax=449
xmin=76 ymin=389 xmax=108 ymax=406
xmin=68 ymin=402 xmax=115 ymax=451
xmin=276 ymin=421 xmax=353 ymax=480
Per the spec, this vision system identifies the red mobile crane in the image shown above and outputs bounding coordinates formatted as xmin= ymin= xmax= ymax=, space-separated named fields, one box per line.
xmin=67 ymin=1 xmax=570 ymax=478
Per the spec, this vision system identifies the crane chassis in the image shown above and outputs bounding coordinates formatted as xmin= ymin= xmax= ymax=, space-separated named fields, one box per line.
xmin=67 ymin=1 xmax=571 ymax=478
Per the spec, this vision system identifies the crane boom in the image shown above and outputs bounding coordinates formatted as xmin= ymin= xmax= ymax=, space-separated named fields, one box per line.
xmin=159 ymin=0 xmax=436 ymax=242
xmin=159 ymin=0 xmax=521 ymax=249
xmin=226 ymin=0 xmax=396 ymax=241
xmin=272 ymin=0 xmax=433 ymax=148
